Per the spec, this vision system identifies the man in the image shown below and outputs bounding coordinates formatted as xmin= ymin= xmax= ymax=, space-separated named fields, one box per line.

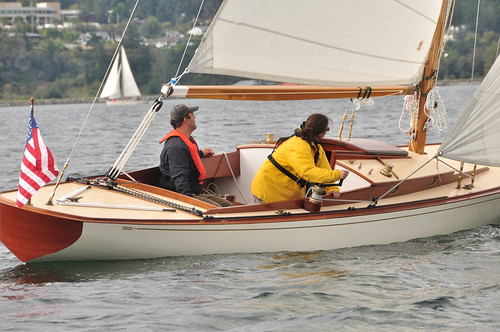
xmin=159 ymin=104 xmax=231 ymax=207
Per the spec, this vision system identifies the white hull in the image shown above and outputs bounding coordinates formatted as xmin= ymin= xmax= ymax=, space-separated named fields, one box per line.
xmin=105 ymin=99 xmax=146 ymax=106
xmin=31 ymin=191 xmax=500 ymax=262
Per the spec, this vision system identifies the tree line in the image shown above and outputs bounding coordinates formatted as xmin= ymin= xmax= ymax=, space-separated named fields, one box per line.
xmin=0 ymin=0 xmax=499 ymax=102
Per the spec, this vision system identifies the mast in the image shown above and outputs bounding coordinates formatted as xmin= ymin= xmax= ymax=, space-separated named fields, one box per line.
xmin=410 ymin=0 xmax=450 ymax=154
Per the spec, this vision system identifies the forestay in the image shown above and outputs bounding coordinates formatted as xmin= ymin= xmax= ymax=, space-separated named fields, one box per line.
xmin=438 ymin=56 xmax=500 ymax=166
xmin=188 ymin=0 xmax=443 ymax=87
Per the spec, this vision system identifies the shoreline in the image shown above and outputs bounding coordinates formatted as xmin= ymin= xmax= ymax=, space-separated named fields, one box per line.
xmin=0 ymin=97 xmax=156 ymax=108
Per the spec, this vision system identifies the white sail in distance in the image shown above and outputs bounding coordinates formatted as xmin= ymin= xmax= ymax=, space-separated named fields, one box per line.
xmin=188 ymin=0 xmax=444 ymax=87
xmin=101 ymin=46 xmax=141 ymax=99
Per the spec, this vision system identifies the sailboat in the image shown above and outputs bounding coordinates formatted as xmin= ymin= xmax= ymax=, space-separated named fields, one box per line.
xmin=100 ymin=46 xmax=144 ymax=105
xmin=1 ymin=0 xmax=500 ymax=263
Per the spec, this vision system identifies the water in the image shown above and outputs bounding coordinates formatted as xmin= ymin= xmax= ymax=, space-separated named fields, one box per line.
xmin=1 ymin=85 xmax=499 ymax=331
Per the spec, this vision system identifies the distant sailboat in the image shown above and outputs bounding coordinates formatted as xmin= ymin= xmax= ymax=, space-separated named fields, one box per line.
xmin=100 ymin=46 xmax=144 ymax=105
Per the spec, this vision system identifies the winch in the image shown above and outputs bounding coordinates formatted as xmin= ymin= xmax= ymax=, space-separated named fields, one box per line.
xmin=303 ymin=185 xmax=324 ymax=212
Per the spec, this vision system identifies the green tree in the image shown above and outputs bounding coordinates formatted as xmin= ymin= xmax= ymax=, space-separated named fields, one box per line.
xmin=110 ymin=3 xmax=130 ymax=24
xmin=140 ymin=16 xmax=162 ymax=39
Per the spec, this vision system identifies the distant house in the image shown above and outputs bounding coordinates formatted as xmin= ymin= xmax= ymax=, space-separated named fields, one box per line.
xmin=186 ymin=26 xmax=207 ymax=36
xmin=78 ymin=30 xmax=114 ymax=45
xmin=0 ymin=2 xmax=60 ymax=25
xmin=7 ymin=32 xmax=42 ymax=42
xmin=61 ymin=9 xmax=80 ymax=21
xmin=142 ymin=30 xmax=184 ymax=49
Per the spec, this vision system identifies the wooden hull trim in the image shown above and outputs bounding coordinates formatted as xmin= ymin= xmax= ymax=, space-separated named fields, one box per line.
xmin=0 ymin=197 xmax=83 ymax=262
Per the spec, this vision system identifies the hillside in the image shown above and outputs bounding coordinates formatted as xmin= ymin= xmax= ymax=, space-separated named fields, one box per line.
xmin=0 ymin=0 xmax=498 ymax=102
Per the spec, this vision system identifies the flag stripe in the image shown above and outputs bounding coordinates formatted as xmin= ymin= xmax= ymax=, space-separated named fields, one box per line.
xmin=22 ymin=155 xmax=54 ymax=185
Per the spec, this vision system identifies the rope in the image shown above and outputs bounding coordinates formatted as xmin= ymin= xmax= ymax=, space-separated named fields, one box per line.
xmin=107 ymin=99 xmax=163 ymax=180
xmin=370 ymin=154 xmax=438 ymax=207
xmin=174 ymin=0 xmax=206 ymax=82
xmin=471 ymin=0 xmax=481 ymax=85
xmin=496 ymin=35 xmax=500 ymax=58
xmin=424 ymin=87 xmax=447 ymax=133
xmin=115 ymin=183 xmax=204 ymax=217
xmin=223 ymin=152 xmax=248 ymax=204
xmin=369 ymin=153 xmax=475 ymax=208
xmin=338 ymin=88 xmax=375 ymax=140
xmin=399 ymin=89 xmax=420 ymax=150
xmin=79 ymin=178 xmax=204 ymax=217
xmin=47 ymin=0 xmax=140 ymax=205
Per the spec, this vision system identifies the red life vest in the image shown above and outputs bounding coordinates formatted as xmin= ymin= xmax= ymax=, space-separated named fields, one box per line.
xmin=160 ymin=129 xmax=206 ymax=184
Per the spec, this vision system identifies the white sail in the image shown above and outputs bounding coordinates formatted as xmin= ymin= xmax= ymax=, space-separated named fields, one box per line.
xmin=188 ymin=0 xmax=443 ymax=87
xmin=120 ymin=46 xmax=141 ymax=98
xmin=438 ymin=56 xmax=500 ymax=166
xmin=100 ymin=50 xmax=122 ymax=99
xmin=100 ymin=46 xmax=141 ymax=99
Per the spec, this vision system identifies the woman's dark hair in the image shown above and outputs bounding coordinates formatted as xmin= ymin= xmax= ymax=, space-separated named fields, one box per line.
xmin=298 ymin=113 xmax=331 ymax=142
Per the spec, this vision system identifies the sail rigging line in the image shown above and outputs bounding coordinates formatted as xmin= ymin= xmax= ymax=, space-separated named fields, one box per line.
xmin=46 ymin=0 xmax=140 ymax=205
xmin=79 ymin=178 xmax=204 ymax=217
xmin=441 ymin=0 xmax=456 ymax=54
xmin=471 ymin=0 xmax=481 ymax=85
xmin=417 ymin=0 xmax=454 ymax=137
xmin=222 ymin=152 xmax=248 ymax=204
xmin=434 ymin=156 xmax=474 ymax=180
xmin=369 ymin=154 xmax=439 ymax=207
xmin=338 ymin=88 xmax=375 ymax=140
xmin=107 ymin=98 xmax=164 ymax=180
xmin=399 ymin=89 xmax=420 ymax=150
xmin=423 ymin=87 xmax=447 ymax=133
xmin=496 ymin=36 xmax=500 ymax=58
xmin=173 ymin=0 xmax=206 ymax=82
xmin=370 ymin=154 xmax=476 ymax=208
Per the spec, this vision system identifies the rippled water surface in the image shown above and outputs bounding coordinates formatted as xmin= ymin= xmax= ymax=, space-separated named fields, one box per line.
xmin=1 ymin=85 xmax=499 ymax=331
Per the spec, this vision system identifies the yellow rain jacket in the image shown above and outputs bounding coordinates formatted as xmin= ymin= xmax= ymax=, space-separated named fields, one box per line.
xmin=251 ymin=135 xmax=341 ymax=203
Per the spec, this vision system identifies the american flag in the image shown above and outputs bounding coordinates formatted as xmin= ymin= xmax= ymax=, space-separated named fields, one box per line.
xmin=16 ymin=109 xmax=59 ymax=208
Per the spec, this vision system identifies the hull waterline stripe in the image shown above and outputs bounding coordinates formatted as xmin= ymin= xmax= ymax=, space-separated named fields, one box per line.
xmin=118 ymin=194 xmax=500 ymax=232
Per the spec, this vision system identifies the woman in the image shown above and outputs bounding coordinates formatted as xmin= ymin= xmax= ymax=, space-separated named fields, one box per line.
xmin=251 ymin=113 xmax=349 ymax=203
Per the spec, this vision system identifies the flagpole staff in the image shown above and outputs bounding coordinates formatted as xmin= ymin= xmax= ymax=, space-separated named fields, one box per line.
xmin=46 ymin=163 xmax=68 ymax=206
xmin=26 ymin=97 xmax=35 ymax=206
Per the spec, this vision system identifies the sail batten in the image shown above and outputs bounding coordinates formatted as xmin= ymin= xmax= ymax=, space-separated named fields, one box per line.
xmin=188 ymin=0 xmax=443 ymax=87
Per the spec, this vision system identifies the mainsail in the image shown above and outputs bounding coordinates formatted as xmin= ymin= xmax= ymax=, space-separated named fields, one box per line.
xmin=438 ymin=56 xmax=500 ymax=166
xmin=188 ymin=0 xmax=443 ymax=87
xmin=101 ymin=46 xmax=141 ymax=99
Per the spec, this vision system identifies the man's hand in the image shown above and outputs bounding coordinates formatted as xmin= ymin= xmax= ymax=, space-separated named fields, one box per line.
xmin=202 ymin=148 xmax=215 ymax=158
xmin=339 ymin=170 xmax=349 ymax=179
xmin=325 ymin=190 xmax=341 ymax=199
